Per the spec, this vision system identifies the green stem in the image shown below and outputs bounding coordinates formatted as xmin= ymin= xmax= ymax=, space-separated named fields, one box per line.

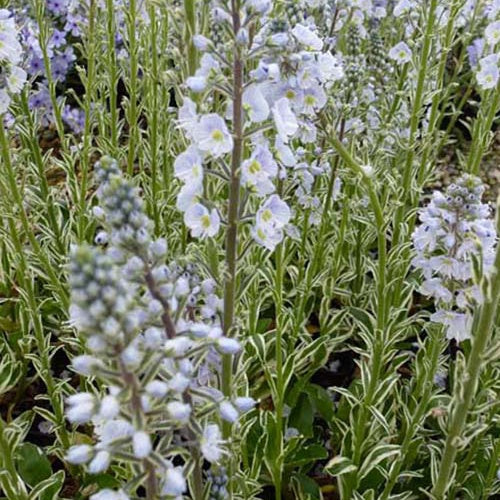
xmin=184 ymin=0 xmax=198 ymax=76
xmin=380 ymin=330 xmax=442 ymax=500
xmin=105 ymin=0 xmax=119 ymax=154
xmin=0 ymin=120 xmax=68 ymax=308
xmin=126 ymin=0 xmax=139 ymax=176
xmin=0 ymin=417 xmax=29 ymax=500
xmin=273 ymin=236 xmax=285 ymax=500
xmin=393 ymin=0 xmax=438 ymax=246
xmin=432 ymin=199 xmax=500 ymax=498
xmin=466 ymin=87 xmax=500 ymax=175
xmin=78 ymin=0 xmax=97 ymax=242
xmin=329 ymin=134 xmax=388 ymax=498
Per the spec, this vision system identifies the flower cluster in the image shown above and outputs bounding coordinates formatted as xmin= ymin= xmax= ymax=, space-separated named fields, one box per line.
xmin=412 ymin=175 xmax=497 ymax=342
xmin=175 ymin=0 xmax=344 ymax=251
xmin=0 ymin=9 xmax=27 ymax=114
xmin=469 ymin=12 xmax=500 ymax=90
xmin=65 ymin=157 xmax=255 ymax=499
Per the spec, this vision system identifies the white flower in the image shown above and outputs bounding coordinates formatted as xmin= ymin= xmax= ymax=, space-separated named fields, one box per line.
xmin=193 ymin=114 xmax=233 ymax=157
xmin=161 ymin=467 xmax=186 ymax=497
xmin=174 ymin=146 xmax=204 ymax=185
xmin=178 ymin=97 xmax=198 ymax=138
xmin=389 ymin=41 xmax=412 ymax=64
xmin=317 ymin=52 xmax=344 ymax=83
xmin=420 ymin=278 xmax=453 ymax=303
xmin=394 ymin=0 xmax=414 ymax=16
xmin=219 ymin=401 xmax=239 ymax=423
xmin=90 ymin=489 xmax=130 ymax=500
xmin=217 ymin=337 xmax=241 ymax=354
xmin=241 ymin=145 xmax=278 ymax=196
xmin=132 ymin=431 xmax=152 ymax=458
xmin=251 ymin=223 xmax=284 ymax=251
xmin=201 ymin=424 xmax=224 ymax=463
xmin=0 ymin=89 xmax=11 ymax=114
xmin=193 ymin=34 xmax=210 ymax=51
xmin=184 ymin=203 xmax=220 ymax=238
xmin=246 ymin=0 xmax=271 ymax=13
xmin=66 ymin=392 xmax=96 ymax=424
xmin=71 ymin=355 xmax=104 ymax=375
xmin=256 ymin=195 xmax=291 ymax=229
xmin=7 ymin=66 xmax=26 ymax=94
xmin=485 ymin=20 xmax=500 ymax=46
xmin=168 ymin=372 xmax=191 ymax=393
xmin=292 ymin=24 xmax=323 ymax=51
xmin=167 ymin=401 xmax=191 ymax=423
xmin=145 ymin=380 xmax=169 ymax=398
xmin=476 ymin=56 xmax=499 ymax=90
xmin=243 ymin=84 xmax=269 ymax=123
xmin=430 ymin=310 xmax=472 ymax=342
xmin=95 ymin=419 xmax=134 ymax=447
xmin=98 ymin=395 xmax=120 ymax=420
xmin=66 ymin=445 xmax=93 ymax=464
xmin=88 ymin=451 xmax=111 ymax=474
xmin=235 ymin=397 xmax=256 ymax=412
xmin=186 ymin=75 xmax=207 ymax=92
xmin=176 ymin=182 xmax=202 ymax=212
xmin=272 ymin=98 xmax=298 ymax=143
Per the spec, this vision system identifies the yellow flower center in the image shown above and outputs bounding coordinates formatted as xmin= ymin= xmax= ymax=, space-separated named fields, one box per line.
xmin=285 ymin=89 xmax=296 ymax=99
xmin=261 ymin=209 xmax=272 ymax=222
xmin=305 ymin=95 xmax=316 ymax=106
xmin=212 ymin=130 xmax=224 ymax=142
xmin=248 ymin=160 xmax=261 ymax=174
xmin=201 ymin=215 xmax=211 ymax=228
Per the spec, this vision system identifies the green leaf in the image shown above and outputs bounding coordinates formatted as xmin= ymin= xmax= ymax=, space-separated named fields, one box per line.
xmin=29 ymin=470 xmax=64 ymax=500
xmin=288 ymin=392 xmax=314 ymax=437
xmin=287 ymin=444 xmax=328 ymax=467
xmin=325 ymin=455 xmax=358 ymax=477
xmin=292 ymin=473 xmax=322 ymax=499
xmin=15 ymin=443 xmax=52 ymax=487
xmin=305 ymin=384 xmax=335 ymax=423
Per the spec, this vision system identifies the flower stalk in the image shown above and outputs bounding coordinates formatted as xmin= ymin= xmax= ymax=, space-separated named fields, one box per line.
xmin=432 ymin=196 xmax=500 ymax=499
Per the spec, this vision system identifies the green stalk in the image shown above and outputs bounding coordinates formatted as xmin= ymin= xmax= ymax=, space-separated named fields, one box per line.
xmin=416 ymin=0 xmax=462 ymax=187
xmin=126 ymin=0 xmax=139 ymax=176
xmin=34 ymin=0 xmax=66 ymax=142
xmin=184 ymin=0 xmax=198 ymax=76
xmin=0 ymin=417 xmax=29 ymax=500
xmin=78 ymin=0 xmax=97 ymax=242
xmin=147 ymin=4 xmax=161 ymax=233
xmin=466 ymin=86 xmax=500 ymax=175
xmin=18 ymin=92 xmax=65 ymax=255
xmin=105 ymin=0 xmax=119 ymax=154
xmin=432 ymin=198 xmax=500 ymax=498
xmin=0 ymin=119 xmax=69 ymax=308
xmin=294 ymin=122 xmax=344 ymax=337
xmin=380 ymin=330 xmax=442 ymax=500
xmin=393 ymin=0 xmax=438 ymax=247
xmin=273 ymin=240 xmax=285 ymax=500
xmin=329 ymin=134 xmax=388 ymax=498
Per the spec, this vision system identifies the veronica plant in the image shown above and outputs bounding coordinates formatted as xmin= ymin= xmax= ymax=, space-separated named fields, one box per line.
xmin=65 ymin=157 xmax=254 ymax=499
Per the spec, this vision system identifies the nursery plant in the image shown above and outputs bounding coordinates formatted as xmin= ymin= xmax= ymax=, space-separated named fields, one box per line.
xmin=0 ymin=0 xmax=499 ymax=499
